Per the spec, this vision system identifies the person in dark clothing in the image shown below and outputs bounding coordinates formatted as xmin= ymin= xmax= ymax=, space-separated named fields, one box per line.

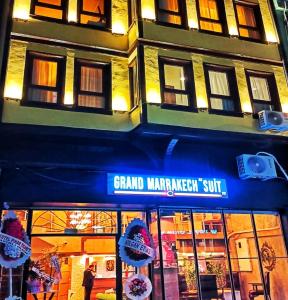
xmin=82 ymin=264 xmax=95 ymax=300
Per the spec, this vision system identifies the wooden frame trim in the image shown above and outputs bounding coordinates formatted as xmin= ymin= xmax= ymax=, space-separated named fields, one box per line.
xmin=78 ymin=0 xmax=111 ymax=29
xmin=245 ymin=69 xmax=281 ymax=115
xmin=196 ymin=0 xmax=228 ymax=36
xmin=234 ymin=1 xmax=265 ymax=43
xmin=74 ymin=59 xmax=112 ymax=113
xmin=155 ymin=0 xmax=188 ymax=28
xmin=204 ymin=63 xmax=243 ymax=117
xmin=30 ymin=0 xmax=68 ymax=22
xmin=22 ymin=51 xmax=66 ymax=106
xmin=158 ymin=57 xmax=197 ymax=111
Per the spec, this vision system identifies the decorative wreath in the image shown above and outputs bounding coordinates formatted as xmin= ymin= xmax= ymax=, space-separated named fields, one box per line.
xmin=124 ymin=274 xmax=152 ymax=300
xmin=0 ymin=210 xmax=31 ymax=268
xmin=261 ymin=241 xmax=276 ymax=271
xmin=119 ymin=219 xmax=155 ymax=267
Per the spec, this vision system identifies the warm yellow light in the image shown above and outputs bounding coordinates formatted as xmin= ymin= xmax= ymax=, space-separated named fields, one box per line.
xmin=68 ymin=4 xmax=77 ymax=23
xmin=142 ymin=7 xmax=156 ymax=20
xmin=281 ymin=103 xmax=288 ymax=113
xmin=242 ymin=102 xmax=253 ymax=113
xmin=266 ymin=32 xmax=278 ymax=43
xmin=112 ymin=95 xmax=128 ymax=111
xmin=147 ymin=89 xmax=161 ymax=103
xmin=197 ymin=97 xmax=208 ymax=109
xmin=64 ymin=92 xmax=74 ymax=105
xmin=4 ymin=82 xmax=23 ymax=100
xmin=188 ymin=19 xmax=198 ymax=29
xmin=112 ymin=21 xmax=126 ymax=35
xmin=13 ymin=7 xmax=29 ymax=20
xmin=229 ymin=26 xmax=238 ymax=36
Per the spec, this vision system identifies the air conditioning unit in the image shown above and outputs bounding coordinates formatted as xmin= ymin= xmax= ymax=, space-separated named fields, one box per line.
xmin=236 ymin=154 xmax=277 ymax=180
xmin=258 ymin=110 xmax=288 ymax=132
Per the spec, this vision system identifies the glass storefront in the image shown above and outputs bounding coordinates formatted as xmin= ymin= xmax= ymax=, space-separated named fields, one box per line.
xmin=0 ymin=209 xmax=287 ymax=300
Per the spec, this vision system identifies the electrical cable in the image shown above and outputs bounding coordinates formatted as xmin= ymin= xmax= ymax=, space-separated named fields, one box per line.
xmin=256 ymin=151 xmax=288 ymax=181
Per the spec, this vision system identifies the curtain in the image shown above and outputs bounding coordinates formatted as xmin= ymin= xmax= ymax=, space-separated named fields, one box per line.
xmin=32 ymin=59 xmax=57 ymax=87
xmin=250 ymin=77 xmax=270 ymax=101
xmin=83 ymin=0 xmax=104 ymax=13
xmin=199 ymin=0 xmax=222 ymax=32
xmin=79 ymin=66 xmax=104 ymax=108
xmin=159 ymin=0 xmax=179 ymax=12
xmin=208 ymin=71 xmax=230 ymax=96
xmin=236 ymin=5 xmax=256 ymax=27
xmin=80 ymin=66 xmax=102 ymax=93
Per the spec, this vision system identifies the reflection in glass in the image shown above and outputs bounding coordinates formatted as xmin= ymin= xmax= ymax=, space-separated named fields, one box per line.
xmin=160 ymin=210 xmax=199 ymax=300
xmin=150 ymin=211 xmax=163 ymax=299
xmin=254 ymin=213 xmax=288 ymax=300
xmin=193 ymin=212 xmax=232 ymax=300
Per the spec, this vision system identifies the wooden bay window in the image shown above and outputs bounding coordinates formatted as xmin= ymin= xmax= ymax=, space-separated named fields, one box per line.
xmin=24 ymin=52 xmax=65 ymax=105
xmin=74 ymin=60 xmax=111 ymax=111
xmin=156 ymin=0 xmax=186 ymax=26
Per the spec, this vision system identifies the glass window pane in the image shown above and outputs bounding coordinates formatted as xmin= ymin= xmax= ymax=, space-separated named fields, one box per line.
xmin=38 ymin=0 xmax=61 ymax=5
xmin=34 ymin=6 xmax=63 ymax=19
xmin=80 ymin=66 xmax=103 ymax=93
xmin=121 ymin=212 xmax=148 ymax=300
xmin=150 ymin=211 xmax=163 ymax=299
xmin=32 ymin=59 xmax=57 ymax=87
xmin=200 ymin=20 xmax=222 ymax=32
xmin=31 ymin=210 xmax=117 ymax=234
xmin=164 ymin=92 xmax=188 ymax=106
xmin=78 ymin=95 xmax=105 ymax=108
xmin=28 ymin=88 xmax=58 ymax=103
xmin=230 ymin=258 xmax=264 ymax=300
xmin=236 ymin=5 xmax=257 ymax=27
xmin=224 ymin=213 xmax=258 ymax=259
xmin=83 ymin=0 xmax=105 ymax=13
xmin=210 ymin=97 xmax=235 ymax=111
xmin=158 ymin=12 xmax=182 ymax=24
xmin=239 ymin=28 xmax=261 ymax=39
xmin=199 ymin=0 xmax=219 ymax=20
xmin=208 ymin=71 xmax=230 ymax=96
xmin=254 ymin=213 xmax=287 ymax=257
xmin=159 ymin=0 xmax=180 ymax=12
xmin=28 ymin=236 xmax=116 ymax=299
xmin=253 ymin=102 xmax=273 ymax=113
xmin=160 ymin=210 xmax=200 ymax=300
xmin=164 ymin=65 xmax=186 ymax=90
xmin=193 ymin=212 xmax=233 ymax=299
xmin=80 ymin=14 xmax=106 ymax=26
xmin=250 ymin=77 xmax=271 ymax=101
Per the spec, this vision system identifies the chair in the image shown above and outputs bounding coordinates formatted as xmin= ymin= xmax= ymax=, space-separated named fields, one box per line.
xmin=200 ymin=274 xmax=224 ymax=300
xmin=248 ymin=272 xmax=270 ymax=300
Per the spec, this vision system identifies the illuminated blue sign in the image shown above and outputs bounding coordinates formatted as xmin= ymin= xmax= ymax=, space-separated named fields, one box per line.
xmin=107 ymin=174 xmax=228 ymax=198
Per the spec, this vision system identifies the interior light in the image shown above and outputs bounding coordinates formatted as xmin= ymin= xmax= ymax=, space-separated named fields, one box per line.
xmin=64 ymin=92 xmax=74 ymax=105
xmin=4 ymin=83 xmax=23 ymax=100
xmin=112 ymin=95 xmax=128 ymax=111
xmin=188 ymin=19 xmax=198 ymax=29
xmin=266 ymin=32 xmax=278 ymax=44
xmin=112 ymin=21 xmax=126 ymax=35
xmin=242 ymin=102 xmax=253 ymax=114
xmin=142 ymin=7 xmax=156 ymax=20
xmin=13 ymin=8 xmax=29 ymax=21
xmin=281 ymin=103 xmax=288 ymax=113
xmin=147 ymin=89 xmax=161 ymax=103
xmin=197 ymin=97 xmax=208 ymax=109
xmin=229 ymin=27 xmax=238 ymax=37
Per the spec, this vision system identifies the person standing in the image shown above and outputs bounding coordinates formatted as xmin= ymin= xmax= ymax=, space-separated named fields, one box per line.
xmin=82 ymin=265 xmax=95 ymax=300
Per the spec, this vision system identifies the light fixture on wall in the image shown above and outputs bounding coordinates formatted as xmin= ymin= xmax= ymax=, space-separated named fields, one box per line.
xmin=69 ymin=211 xmax=92 ymax=230
xmin=4 ymin=83 xmax=23 ymax=101
xmin=188 ymin=20 xmax=199 ymax=30
xmin=112 ymin=21 xmax=126 ymax=35
xmin=141 ymin=7 xmax=156 ymax=21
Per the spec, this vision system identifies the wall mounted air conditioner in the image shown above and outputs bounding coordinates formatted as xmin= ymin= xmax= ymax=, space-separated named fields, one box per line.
xmin=236 ymin=154 xmax=277 ymax=180
xmin=258 ymin=110 xmax=288 ymax=132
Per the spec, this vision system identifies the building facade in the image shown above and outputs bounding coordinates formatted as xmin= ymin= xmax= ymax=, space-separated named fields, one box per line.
xmin=0 ymin=0 xmax=288 ymax=299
